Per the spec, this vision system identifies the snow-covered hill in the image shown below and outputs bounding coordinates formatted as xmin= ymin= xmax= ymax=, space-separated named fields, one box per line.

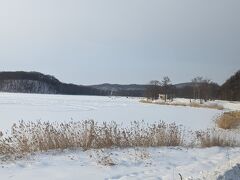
xmin=0 ymin=71 xmax=103 ymax=95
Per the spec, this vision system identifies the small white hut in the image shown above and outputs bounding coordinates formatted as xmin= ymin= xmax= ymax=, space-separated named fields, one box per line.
xmin=159 ymin=94 xmax=167 ymax=100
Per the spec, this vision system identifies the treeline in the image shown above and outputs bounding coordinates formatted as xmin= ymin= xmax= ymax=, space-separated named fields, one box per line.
xmin=0 ymin=71 xmax=239 ymax=101
xmin=145 ymin=70 xmax=240 ymax=102
xmin=219 ymin=70 xmax=240 ymax=101
xmin=0 ymin=71 xmax=107 ymax=96
xmin=174 ymin=83 xmax=220 ymax=100
xmin=91 ymin=84 xmax=148 ymax=97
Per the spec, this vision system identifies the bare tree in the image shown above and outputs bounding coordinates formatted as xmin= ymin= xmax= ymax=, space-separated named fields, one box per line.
xmin=192 ymin=77 xmax=199 ymax=102
xmin=145 ymin=80 xmax=161 ymax=100
xmin=192 ymin=77 xmax=212 ymax=103
xmin=161 ymin=76 xmax=171 ymax=102
xmin=192 ymin=76 xmax=203 ymax=101
xmin=192 ymin=78 xmax=198 ymax=100
xmin=201 ymin=79 xmax=212 ymax=102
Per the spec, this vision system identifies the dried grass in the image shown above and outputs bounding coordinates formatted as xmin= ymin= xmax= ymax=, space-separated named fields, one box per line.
xmin=190 ymin=102 xmax=224 ymax=110
xmin=0 ymin=120 xmax=184 ymax=158
xmin=0 ymin=119 xmax=239 ymax=160
xmin=217 ymin=111 xmax=240 ymax=129
xmin=133 ymin=148 xmax=151 ymax=160
xmin=196 ymin=129 xmax=239 ymax=147
xmin=140 ymin=100 xmax=224 ymax=110
xmin=89 ymin=149 xmax=116 ymax=166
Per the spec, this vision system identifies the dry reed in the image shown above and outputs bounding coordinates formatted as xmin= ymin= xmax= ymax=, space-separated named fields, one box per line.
xmin=140 ymin=100 xmax=224 ymax=110
xmin=0 ymin=120 xmax=184 ymax=158
xmin=196 ymin=129 xmax=239 ymax=147
xmin=0 ymin=120 xmax=239 ymax=161
xmin=217 ymin=111 xmax=240 ymax=129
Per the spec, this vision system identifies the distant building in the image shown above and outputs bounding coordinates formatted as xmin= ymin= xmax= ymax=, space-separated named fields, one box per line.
xmin=159 ymin=94 xmax=167 ymax=100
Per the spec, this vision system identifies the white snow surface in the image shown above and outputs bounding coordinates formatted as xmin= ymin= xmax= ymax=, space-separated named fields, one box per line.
xmin=0 ymin=93 xmax=222 ymax=131
xmin=1 ymin=147 xmax=240 ymax=180
xmin=1 ymin=93 xmax=240 ymax=180
xmin=152 ymin=98 xmax=240 ymax=111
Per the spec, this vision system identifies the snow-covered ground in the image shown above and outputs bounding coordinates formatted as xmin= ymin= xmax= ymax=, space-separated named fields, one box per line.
xmin=151 ymin=98 xmax=240 ymax=112
xmin=1 ymin=147 xmax=240 ymax=180
xmin=0 ymin=93 xmax=240 ymax=180
xmin=0 ymin=93 xmax=222 ymax=131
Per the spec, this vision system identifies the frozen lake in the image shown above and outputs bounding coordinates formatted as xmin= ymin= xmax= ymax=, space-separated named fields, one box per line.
xmin=0 ymin=93 xmax=238 ymax=180
xmin=0 ymin=93 xmax=221 ymax=131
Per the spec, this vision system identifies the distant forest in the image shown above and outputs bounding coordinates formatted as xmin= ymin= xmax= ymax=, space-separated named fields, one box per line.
xmin=0 ymin=71 xmax=107 ymax=96
xmin=0 ymin=71 xmax=239 ymax=101
xmin=219 ymin=70 xmax=240 ymax=101
xmin=144 ymin=71 xmax=240 ymax=101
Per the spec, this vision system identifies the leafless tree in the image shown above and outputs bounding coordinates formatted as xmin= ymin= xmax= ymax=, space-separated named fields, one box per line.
xmin=201 ymin=79 xmax=212 ymax=102
xmin=145 ymin=80 xmax=161 ymax=100
xmin=192 ymin=77 xmax=212 ymax=103
xmin=162 ymin=76 xmax=171 ymax=102
xmin=192 ymin=77 xmax=203 ymax=100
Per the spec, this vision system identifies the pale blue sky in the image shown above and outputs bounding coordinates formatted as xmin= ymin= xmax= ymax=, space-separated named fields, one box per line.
xmin=0 ymin=0 xmax=239 ymax=85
